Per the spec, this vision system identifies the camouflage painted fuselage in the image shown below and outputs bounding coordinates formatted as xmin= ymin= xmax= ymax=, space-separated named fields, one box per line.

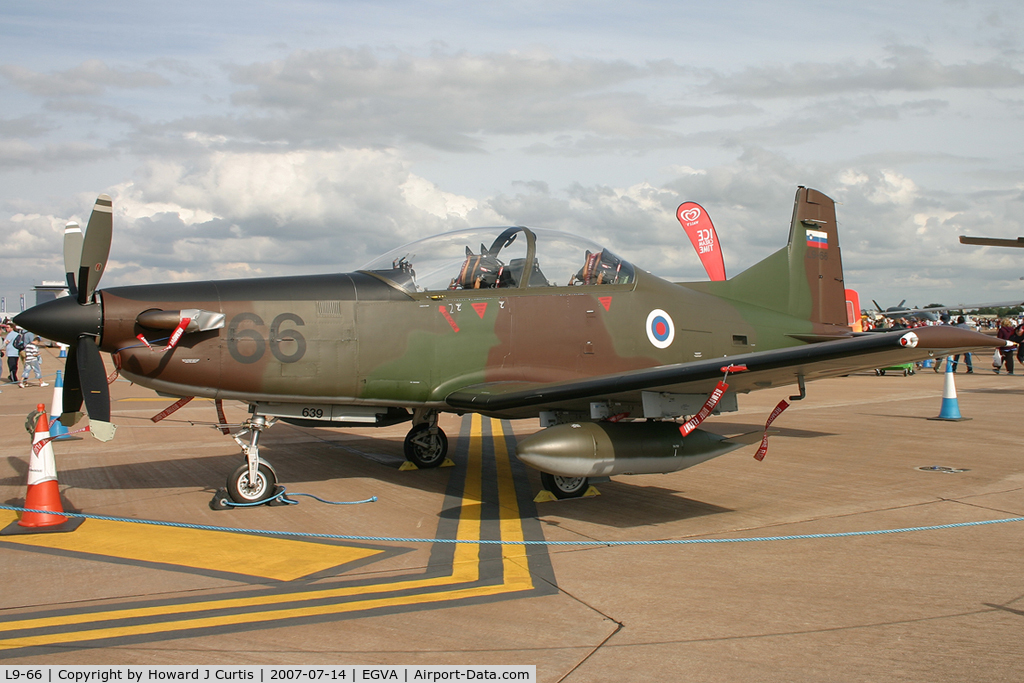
xmin=100 ymin=262 xmax=838 ymax=414
xmin=92 ymin=188 xmax=853 ymax=417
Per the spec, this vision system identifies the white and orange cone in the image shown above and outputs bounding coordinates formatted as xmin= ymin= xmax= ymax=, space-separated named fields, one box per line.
xmin=1 ymin=404 xmax=83 ymax=534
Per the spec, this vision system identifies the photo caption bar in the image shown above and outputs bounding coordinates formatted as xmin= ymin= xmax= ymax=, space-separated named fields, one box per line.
xmin=0 ymin=667 xmax=536 ymax=683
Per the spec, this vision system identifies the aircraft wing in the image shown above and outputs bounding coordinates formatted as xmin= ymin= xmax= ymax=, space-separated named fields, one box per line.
xmin=874 ymin=301 xmax=1024 ymax=317
xmin=959 ymin=236 xmax=1024 ymax=248
xmin=445 ymin=326 xmax=1005 ymax=414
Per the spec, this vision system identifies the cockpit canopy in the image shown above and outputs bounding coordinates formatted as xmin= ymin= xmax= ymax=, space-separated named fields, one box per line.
xmin=361 ymin=227 xmax=636 ymax=293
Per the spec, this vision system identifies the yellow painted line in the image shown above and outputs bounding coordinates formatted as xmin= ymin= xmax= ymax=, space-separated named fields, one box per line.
xmin=0 ymin=511 xmax=380 ymax=582
xmin=1 ymin=581 xmax=531 ymax=650
xmin=489 ymin=419 xmax=532 ymax=590
xmin=0 ymin=416 xmax=536 ymax=650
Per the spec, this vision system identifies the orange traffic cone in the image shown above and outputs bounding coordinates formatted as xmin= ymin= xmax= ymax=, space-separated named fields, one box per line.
xmin=1 ymin=404 xmax=83 ymax=535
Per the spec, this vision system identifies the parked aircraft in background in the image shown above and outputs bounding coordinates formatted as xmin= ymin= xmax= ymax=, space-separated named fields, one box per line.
xmin=870 ymin=300 xmax=1023 ymax=323
xmin=14 ymin=188 xmax=1005 ymax=502
xmin=871 ymin=300 xmax=945 ymax=322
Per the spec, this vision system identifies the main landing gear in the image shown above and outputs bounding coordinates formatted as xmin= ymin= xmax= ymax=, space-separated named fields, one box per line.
xmin=540 ymin=472 xmax=589 ymax=500
xmin=403 ymin=410 xmax=449 ymax=469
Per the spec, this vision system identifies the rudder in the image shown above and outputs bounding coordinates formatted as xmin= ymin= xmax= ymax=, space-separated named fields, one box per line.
xmin=789 ymin=187 xmax=846 ymax=326
xmin=686 ymin=186 xmax=846 ymax=327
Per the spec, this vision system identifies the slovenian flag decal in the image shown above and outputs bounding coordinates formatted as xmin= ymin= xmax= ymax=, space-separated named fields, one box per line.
xmin=806 ymin=229 xmax=828 ymax=249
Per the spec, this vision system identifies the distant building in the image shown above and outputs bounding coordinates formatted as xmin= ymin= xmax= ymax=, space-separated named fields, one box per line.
xmin=33 ymin=281 xmax=69 ymax=306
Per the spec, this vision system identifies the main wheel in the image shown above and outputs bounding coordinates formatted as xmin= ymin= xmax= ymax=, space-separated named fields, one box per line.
xmin=404 ymin=423 xmax=448 ymax=468
xmin=226 ymin=462 xmax=277 ymax=504
xmin=541 ymin=472 xmax=589 ymax=500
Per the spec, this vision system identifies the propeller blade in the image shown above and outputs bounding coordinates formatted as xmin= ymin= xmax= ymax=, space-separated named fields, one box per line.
xmin=76 ymin=336 xmax=110 ymax=423
xmin=77 ymin=194 xmax=113 ymax=305
xmin=60 ymin=342 xmax=83 ymax=426
xmin=63 ymin=222 xmax=83 ymax=299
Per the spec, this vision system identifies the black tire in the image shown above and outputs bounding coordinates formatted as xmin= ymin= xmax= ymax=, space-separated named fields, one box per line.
xmin=226 ymin=462 xmax=277 ymax=504
xmin=541 ymin=472 xmax=589 ymax=500
xmin=404 ymin=423 xmax=448 ymax=468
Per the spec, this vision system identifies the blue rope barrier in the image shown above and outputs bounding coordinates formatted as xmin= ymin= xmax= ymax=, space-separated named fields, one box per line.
xmin=2 ymin=503 xmax=1020 ymax=546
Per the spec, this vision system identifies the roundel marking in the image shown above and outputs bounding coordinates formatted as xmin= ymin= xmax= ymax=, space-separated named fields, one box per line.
xmin=646 ymin=309 xmax=675 ymax=349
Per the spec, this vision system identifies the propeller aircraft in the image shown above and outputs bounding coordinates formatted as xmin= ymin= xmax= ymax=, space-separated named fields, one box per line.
xmin=15 ymin=187 xmax=1006 ymax=502
xmin=870 ymin=299 xmax=1024 ymax=324
xmin=871 ymin=300 xmax=942 ymax=323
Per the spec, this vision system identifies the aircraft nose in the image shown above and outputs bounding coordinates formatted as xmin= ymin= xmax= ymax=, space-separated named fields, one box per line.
xmin=14 ymin=294 xmax=103 ymax=345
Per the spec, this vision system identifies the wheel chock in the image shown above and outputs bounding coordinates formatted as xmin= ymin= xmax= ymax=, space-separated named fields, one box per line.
xmin=209 ymin=485 xmax=290 ymax=510
xmin=399 ymin=458 xmax=456 ymax=471
xmin=266 ymin=486 xmax=291 ymax=506
xmin=533 ymin=486 xmax=601 ymax=503
xmin=209 ymin=489 xmax=232 ymax=510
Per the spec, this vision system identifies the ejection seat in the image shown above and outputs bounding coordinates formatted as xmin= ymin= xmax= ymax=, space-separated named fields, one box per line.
xmin=569 ymin=249 xmax=631 ymax=286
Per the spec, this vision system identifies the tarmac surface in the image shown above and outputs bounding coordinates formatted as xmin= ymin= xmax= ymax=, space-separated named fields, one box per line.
xmin=0 ymin=349 xmax=1022 ymax=681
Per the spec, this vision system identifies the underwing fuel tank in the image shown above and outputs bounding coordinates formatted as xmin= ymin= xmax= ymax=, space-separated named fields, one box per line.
xmin=515 ymin=421 xmax=750 ymax=478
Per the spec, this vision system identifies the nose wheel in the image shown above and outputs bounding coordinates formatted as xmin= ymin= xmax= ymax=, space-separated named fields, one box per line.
xmin=223 ymin=413 xmax=280 ymax=504
xmin=227 ymin=461 xmax=277 ymax=503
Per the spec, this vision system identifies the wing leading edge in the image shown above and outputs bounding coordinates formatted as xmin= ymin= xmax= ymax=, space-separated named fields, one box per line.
xmin=445 ymin=326 xmax=1005 ymax=414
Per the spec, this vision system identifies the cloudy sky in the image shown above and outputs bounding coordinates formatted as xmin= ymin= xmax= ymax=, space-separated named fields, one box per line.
xmin=2 ymin=0 xmax=1023 ymax=313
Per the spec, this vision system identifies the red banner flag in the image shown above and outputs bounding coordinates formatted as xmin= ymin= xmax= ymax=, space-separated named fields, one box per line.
xmin=676 ymin=202 xmax=726 ymax=281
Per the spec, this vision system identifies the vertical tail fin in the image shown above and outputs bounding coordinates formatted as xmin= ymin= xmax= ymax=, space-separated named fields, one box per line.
xmin=686 ymin=187 xmax=847 ymax=326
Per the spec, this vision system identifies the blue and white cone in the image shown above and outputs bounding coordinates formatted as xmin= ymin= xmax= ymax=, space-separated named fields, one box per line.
xmin=929 ymin=360 xmax=971 ymax=421
xmin=48 ymin=370 xmax=71 ymax=439
xmin=58 ymin=344 xmax=67 ymax=359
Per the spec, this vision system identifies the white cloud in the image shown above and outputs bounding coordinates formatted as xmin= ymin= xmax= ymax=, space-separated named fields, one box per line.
xmin=84 ymin=148 xmax=511 ymax=284
xmin=705 ymin=45 xmax=1024 ymax=99
xmin=1 ymin=2 xmax=1023 ymax=310
xmin=0 ymin=60 xmax=169 ymax=98
xmin=866 ymin=170 xmax=918 ymax=205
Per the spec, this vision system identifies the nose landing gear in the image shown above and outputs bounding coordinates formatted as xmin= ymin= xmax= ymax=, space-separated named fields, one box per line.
xmin=213 ymin=407 xmax=452 ymax=509
xmin=224 ymin=413 xmax=280 ymax=505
